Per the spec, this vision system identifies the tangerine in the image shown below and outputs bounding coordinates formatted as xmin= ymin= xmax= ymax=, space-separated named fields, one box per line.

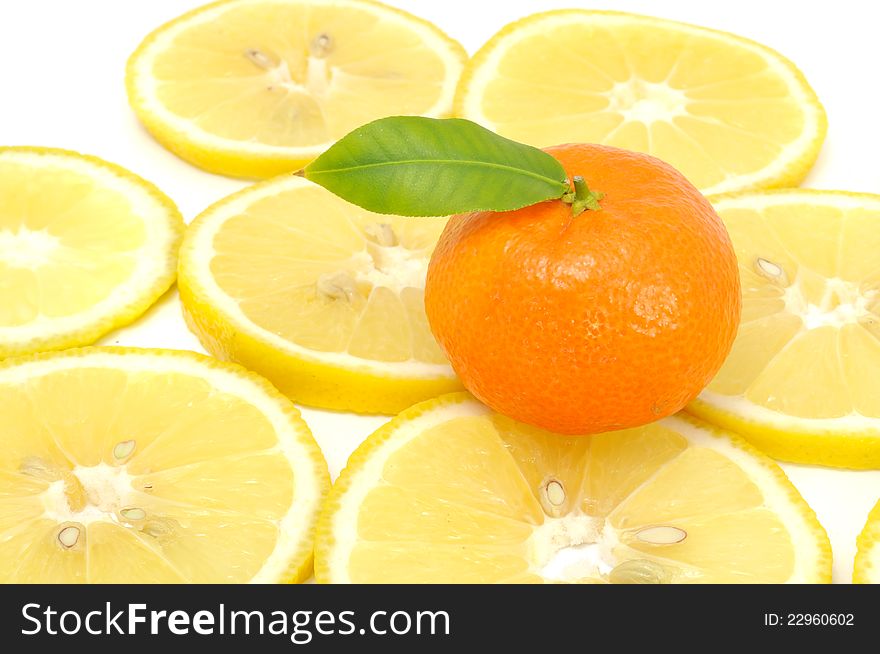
xmin=425 ymin=143 xmax=741 ymax=434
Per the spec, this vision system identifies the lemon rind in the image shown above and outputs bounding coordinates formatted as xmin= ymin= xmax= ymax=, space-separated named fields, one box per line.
xmin=854 ymin=499 xmax=880 ymax=584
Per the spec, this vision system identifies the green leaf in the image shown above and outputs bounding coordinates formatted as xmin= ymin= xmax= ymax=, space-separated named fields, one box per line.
xmin=303 ymin=116 xmax=570 ymax=216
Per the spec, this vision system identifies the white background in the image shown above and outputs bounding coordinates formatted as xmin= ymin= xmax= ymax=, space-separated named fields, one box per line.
xmin=1 ymin=0 xmax=878 ymax=583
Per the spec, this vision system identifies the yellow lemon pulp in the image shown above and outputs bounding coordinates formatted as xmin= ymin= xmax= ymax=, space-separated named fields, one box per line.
xmin=0 ymin=348 xmax=329 ymax=583
xmin=455 ymin=10 xmax=825 ymax=195
xmin=126 ymin=0 xmax=467 ymax=178
xmin=178 ymin=175 xmax=461 ymax=414
xmin=316 ymin=394 xmax=830 ymax=583
xmin=691 ymin=190 xmax=880 ymax=468
xmin=0 ymin=147 xmax=183 ymax=359
xmin=854 ymin=500 xmax=880 ymax=583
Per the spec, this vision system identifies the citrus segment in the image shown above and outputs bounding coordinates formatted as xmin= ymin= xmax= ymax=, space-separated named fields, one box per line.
xmin=582 ymin=425 xmax=686 ymax=518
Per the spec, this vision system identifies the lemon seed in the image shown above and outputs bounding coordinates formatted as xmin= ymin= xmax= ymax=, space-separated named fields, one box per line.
xmin=317 ymin=271 xmax=359 ymax=302
xmin=57 ymin=525 xmax=81 ymax=549
xmin=120 ymin=507 xmax=146 ymax=521
xmin=755 ymin=257 xmax=787 ymax=284
xmin=113 ymin=439 xmax=136 ymax=462
xmin=635 ymin=525 xmax=687 ymax=545
xmin=310 ymin=33 xmax=333 ymax=58
xmin=545 ymin=480 xmax=565 ymax=507
xmin=609 ymin=559 xmax=669 ymax=584
xmin=244 ymin=48 xmax=273 ymax=69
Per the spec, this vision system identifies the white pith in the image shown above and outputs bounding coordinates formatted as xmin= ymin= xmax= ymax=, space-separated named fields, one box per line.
xmin=324 ymin=397 xmax=826 ymax=583
xmin=0 ymin=150 xmax=179 ymax=349
xmin=42 ymin=464 xmax=136 ymax=526
xmin=129 ymin=0 xmax=464 ymax=157
xmin=608 ymin=78 xmax=690 ymax=124
xmin=0 ymin=228 xmax=61 ymax=269
xmin=244 ymin=37 xmax=336 ymax=99
xmin=460 ymin=11 xmax=824 ymax=195
xmin=2 ymin=350 xmax=326 ymax=583
xmin=183 ymin=175 xmax=455 ymax=379
xmin=530 ymin=515 xmax=616 ymax=581
xmin=352 ymin=245 xmax=429 ymax=295
xmin=784 ymin=276 xmax=875 ymax=330
xmin=696 ymin=390 xmax=880 ymax=435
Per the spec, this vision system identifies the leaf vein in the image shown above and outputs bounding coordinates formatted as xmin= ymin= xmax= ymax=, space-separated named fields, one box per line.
xmin=308 ymin=159 xmax=567 ymax=189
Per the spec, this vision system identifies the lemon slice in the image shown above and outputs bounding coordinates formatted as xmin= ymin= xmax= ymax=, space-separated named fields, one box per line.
xmin=455 ymin=10 xmax=825 ymax=195
xmin=0 ymin=347 xmax=329 ymax=583
xmin=178 ymin=175 xmax=461 ymax=414
xmin=126 ymin=0 xmax=467 ymax=178
xmin=690 ymin=190 xmax=880 ymax=469
xmin=0 ymin=147 xmax=183 ymax=359
xmin=854 ymin=500 xmax=880 ymax=583
xmin=315 ymin=393 xmax=830 ymax=583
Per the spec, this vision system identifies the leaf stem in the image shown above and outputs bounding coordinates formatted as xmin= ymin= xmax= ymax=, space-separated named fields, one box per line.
xmin=562 ymin=176 xmax=604 ymax=217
